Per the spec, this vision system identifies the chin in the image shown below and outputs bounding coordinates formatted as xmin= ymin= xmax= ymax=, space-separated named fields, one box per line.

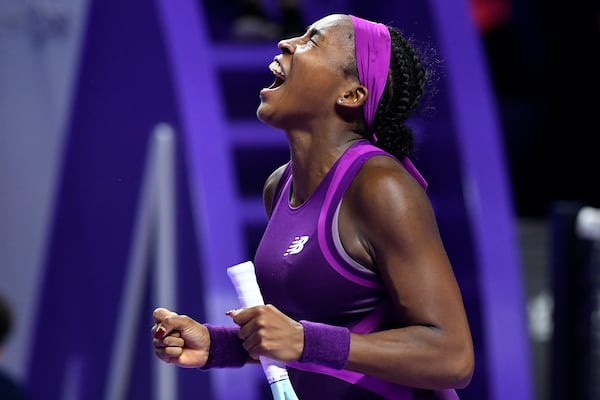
xmin=256 ymin=104 xmax=268 ymax=123
xmin=256 ymin=103 xmax=277 ymax=127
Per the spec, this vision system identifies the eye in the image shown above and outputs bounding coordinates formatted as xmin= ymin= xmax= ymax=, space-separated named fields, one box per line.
xmin=303 ymin=28 xmax=321 ymax=47
xmin=298 ymin=36 xmax=316 ymax=49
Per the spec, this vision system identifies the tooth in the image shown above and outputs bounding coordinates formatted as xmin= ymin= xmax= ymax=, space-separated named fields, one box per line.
xmin=269 ymin=60 xmax=285 ymax=78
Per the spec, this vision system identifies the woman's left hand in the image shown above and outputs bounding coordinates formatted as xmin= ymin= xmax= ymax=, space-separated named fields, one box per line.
xmin=227 ymin=304 xmax=304 ymax=362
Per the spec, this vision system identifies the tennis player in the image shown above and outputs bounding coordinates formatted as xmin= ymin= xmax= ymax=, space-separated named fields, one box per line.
xmin=153 ymin=13 xmax=474 ymax=399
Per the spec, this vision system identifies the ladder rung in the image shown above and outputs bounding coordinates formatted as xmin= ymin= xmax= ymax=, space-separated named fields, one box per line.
xmin=229 ymin=121 xmax=288 ymax=147
xmin=212 ymin=44 xmax=278 ymax=68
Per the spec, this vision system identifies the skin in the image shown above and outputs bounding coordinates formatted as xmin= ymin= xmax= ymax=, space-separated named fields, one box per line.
xmin=153 ymin=14 xmax=474 ymax=390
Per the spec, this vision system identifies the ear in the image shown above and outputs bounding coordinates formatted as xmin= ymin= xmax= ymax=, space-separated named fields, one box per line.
xmin=335 ymin=85 xmax=368 ymax=109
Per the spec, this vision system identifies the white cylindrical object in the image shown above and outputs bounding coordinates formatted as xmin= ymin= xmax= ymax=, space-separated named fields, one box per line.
xmin=227 ymin=261 xmax=291 ymax=385
xmin=576 ymin=206 xmax=600 ymax=241
xmin=227 ymin=261 xmax=265 ymax=308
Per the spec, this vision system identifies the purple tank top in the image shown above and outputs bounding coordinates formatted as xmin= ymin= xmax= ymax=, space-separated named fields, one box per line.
xmin=254 ymin=140 xmax=459 ymax=400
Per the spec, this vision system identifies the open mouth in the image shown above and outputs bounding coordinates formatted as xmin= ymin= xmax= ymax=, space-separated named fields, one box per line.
xmin=267 ymin=59 xmax=286 ymax=89
xmin=268 ymin=76 xmax=285 ymax=89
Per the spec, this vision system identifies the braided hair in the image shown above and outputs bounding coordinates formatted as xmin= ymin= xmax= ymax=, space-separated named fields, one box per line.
xmin=347 ymin=25 xmax=437 ymax=160
xmin=373 ymin=27 xmax=427 ymax=159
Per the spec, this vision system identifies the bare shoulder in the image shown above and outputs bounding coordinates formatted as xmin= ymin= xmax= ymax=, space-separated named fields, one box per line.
xmin=343 ymin=154 xmax=450 ymax=286
xmin=262 ymin=163 xmax=289 ymax=218
xmin=348 ymin=155 xmax=431 ymax=217
xmin=345 ymin=155 xmax=441 ymax=254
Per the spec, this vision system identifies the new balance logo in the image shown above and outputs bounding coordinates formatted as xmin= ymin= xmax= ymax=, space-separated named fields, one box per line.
xmin=283 ymin=236 xmax=309 ymax=256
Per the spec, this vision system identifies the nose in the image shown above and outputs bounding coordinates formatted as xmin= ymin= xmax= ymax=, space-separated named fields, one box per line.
xmin=277 ymin=37 xmax=296 ymax=54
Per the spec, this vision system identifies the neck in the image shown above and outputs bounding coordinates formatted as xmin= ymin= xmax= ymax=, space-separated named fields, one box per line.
xmin=285 ymin=127 xmax=363 ymax=206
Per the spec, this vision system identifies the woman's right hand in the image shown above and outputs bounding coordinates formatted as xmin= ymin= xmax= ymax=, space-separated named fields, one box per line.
xmin=152 ymin=307 xmax=210 ymax=368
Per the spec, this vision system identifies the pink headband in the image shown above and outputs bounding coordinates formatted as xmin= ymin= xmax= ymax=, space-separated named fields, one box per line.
xmin=349 ymin=15 xmax=428 ymax=190
xmin=349 ymin=15 xmax=391 ymax=133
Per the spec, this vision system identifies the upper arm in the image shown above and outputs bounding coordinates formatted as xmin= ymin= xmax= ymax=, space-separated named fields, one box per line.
xmin=262 ymin=163 xmax=289 ymax=219
xmin=350 ymin=159 xmax=469 ymax=331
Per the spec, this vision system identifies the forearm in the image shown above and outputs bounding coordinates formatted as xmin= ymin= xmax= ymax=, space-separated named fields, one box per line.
xmin=345 ymin=326 xmax=474 ymax=390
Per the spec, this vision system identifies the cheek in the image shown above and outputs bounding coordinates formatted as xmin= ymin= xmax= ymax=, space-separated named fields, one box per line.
xmin=299 ymin=74 xmax=339 ymax=106
xmin=291 ymin=64 xmax=332 ymax=93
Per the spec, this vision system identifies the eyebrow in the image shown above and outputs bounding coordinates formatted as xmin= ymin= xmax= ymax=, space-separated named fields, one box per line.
xmin=306 ymin=27 xmax=323 ymax=38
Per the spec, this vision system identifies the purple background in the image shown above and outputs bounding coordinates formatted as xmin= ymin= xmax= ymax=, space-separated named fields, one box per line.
xmin=0 ymin=0 xmax=538 ymax=399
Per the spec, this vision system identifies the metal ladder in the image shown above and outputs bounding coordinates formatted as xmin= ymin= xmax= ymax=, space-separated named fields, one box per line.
xmin=156 ymin=1 xmax=288 ymax=399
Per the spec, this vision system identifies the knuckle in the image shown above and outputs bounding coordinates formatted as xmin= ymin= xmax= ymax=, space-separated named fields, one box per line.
xmin=242 ymin=341 xmax=251 ymax=352
xmin=180 ymin=314 xmax=190 ymax=321
xmin=257 ymin=327 xmax=268 ymax=339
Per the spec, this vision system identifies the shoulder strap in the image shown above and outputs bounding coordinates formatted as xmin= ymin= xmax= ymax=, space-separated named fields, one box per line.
xmin=316 ymin=143 xmax=389 ymax=288
xmin=401 ymin=157 xmax=428 ymax=190
xmin=330 ymin=141 xmax=428 ymax=192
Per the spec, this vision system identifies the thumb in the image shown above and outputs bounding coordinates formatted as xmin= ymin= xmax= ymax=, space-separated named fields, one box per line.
xmin=153 ymin=308 xmax=183 ymax=338
xmin=153 ymin=307 xmax=175 ymax=323
xmin=226 ymin=307 xmax=259 ymax=326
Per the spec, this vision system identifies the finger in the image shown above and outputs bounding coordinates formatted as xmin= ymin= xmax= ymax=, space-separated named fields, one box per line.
xmin=235 ymin=307 xmax=272 ymax=340
xmin=227 ymin=305 xmax=264 ymax=326
xmin=237 ymin=318 xmax=260 ymax=341
xmin=225 ymin=308 xmax=244 ymax=325
xmin=153 ymin=325 xmax=167 ymax=339
xmin=225 ymin=309 xmax=241 ymax=318
xmin=241 ymin=327 xmax=267 ymax=355
xmin=152 ymin=324 xmax=183 ymax=341
xmin=153 ymin=308 xmax=178 ymax=338
xmin=154 ymin=314 xmax=188 ymax=339
xmin=152 ymin=309 xmax=187 ymax=339
xmin=153 ymin=307 xmax=175 ymax=323
xmin=153 ymin=331 xmax=180 ymax=348
xmin=162 ymin=334 xmax=184 ymax=348
xmin=154 ymin=346 xmax=183 ymax=361
xmin=163 ymin=346 xmax=183 ymax=358
xmin=242 ymin=334 xmax=263 ymax=360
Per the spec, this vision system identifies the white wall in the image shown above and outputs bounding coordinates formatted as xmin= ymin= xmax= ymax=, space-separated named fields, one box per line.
xmin=0 ymin=0 xmax=89 ymax=379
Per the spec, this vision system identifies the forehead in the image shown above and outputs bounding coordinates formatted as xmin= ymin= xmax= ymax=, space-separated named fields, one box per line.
xmin=309 ymin=14 xmax=353 ymax=40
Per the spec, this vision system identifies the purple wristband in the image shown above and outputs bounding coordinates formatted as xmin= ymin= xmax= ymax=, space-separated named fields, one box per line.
xmin=199 ymin=324 xmax=247 ymax=369
xmin=299 ymin=320 xmax=350 ymax=369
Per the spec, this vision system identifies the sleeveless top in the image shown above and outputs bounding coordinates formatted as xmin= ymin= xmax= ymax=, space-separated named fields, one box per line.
xmin=253 ymin=140 xmax=458 ymax=400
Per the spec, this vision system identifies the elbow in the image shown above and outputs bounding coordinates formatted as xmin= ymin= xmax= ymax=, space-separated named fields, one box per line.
xmin=448 ymin=345 xmax=474 ymax=389
xmin=414 ymin=339 xmax=474 ymax=390
xmin=452 ymin=354 xmax=474 ymax=389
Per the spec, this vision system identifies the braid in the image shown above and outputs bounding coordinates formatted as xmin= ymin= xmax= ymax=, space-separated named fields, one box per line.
xmin=371 ymin=27 xmax=429 ymax=159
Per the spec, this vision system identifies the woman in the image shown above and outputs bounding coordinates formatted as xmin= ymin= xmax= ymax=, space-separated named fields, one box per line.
xmin=152 ymin=13 xmax=474 ymax=399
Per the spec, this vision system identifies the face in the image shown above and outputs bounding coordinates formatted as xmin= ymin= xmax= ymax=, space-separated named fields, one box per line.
xmin=256 ymin=14 xmax=357 ymax=129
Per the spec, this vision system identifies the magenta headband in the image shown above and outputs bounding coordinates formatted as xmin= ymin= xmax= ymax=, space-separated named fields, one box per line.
xmin=349 ymin=15 xmax=428 ymax=190
xmin=349 ymin=15 xmax=391 ymax=134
